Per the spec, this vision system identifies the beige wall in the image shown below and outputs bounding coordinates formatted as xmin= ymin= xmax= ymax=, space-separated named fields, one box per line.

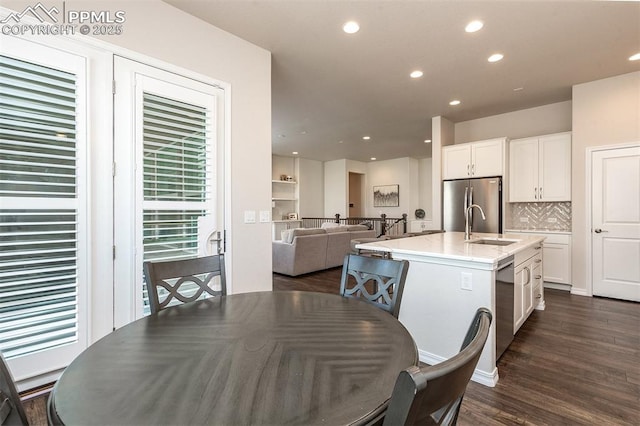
xmin=572 ymin=71 xmax=640 ymax=295
xmin=454 ymin=101 xmax=572 ymax=144
xmin=298 ymin=158 xmax=324 ymax=217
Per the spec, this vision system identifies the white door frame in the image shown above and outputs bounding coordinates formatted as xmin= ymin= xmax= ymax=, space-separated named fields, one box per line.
xmin=585 ymin=141 xmax=640 ymax=297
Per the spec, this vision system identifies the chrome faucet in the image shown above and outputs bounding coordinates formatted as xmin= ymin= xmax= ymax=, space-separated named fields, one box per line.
xmin=465 ymin=204 xmax=486 ymax=241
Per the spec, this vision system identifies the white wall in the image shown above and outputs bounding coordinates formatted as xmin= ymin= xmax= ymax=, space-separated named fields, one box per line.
xmin=418 ymin=158 xmax=433 ymax=220
xmin=365 ymin=157 xmax=419 ymax=219
xmin=54 ymin=0 xmax=273 ymax=293
xmin=432 ymin=116 xmax=455 ymax=229
xmin=298 ymin=158 xmax=324 ymax=217
xmin=454 ymin=101 xmax=572 ymax=143
xmin=572 ymin=71 xmax=640 ymax=295
xmin=324 ymin=159 xmax=347 ymax=217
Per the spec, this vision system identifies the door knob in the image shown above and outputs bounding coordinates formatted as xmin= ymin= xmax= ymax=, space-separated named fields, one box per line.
xmin=594 ymin=228 xmax=608 ymax=233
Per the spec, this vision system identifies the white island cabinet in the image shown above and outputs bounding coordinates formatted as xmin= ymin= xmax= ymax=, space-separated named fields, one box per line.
xmin=356 ymin=231 xmax=545 ymax=387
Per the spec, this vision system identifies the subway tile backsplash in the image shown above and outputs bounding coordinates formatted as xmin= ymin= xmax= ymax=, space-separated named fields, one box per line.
xmin=506 ymin=202 xmax=571 ymax=231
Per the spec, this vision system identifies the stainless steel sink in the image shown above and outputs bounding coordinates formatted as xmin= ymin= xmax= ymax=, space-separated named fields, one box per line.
xmin=467 ymin=239 xmax=518 ymax=246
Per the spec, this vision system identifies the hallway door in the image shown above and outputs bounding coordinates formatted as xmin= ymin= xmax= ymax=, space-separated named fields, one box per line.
xmin=591 ymin=145 xmax=640 ymax=301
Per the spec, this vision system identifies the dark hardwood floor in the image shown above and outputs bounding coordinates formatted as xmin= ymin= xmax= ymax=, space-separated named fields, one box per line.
xmin=24 ymin=268 xmax=639 ymax=425
xmin=273 ymin=267 xmax=640 ymax=426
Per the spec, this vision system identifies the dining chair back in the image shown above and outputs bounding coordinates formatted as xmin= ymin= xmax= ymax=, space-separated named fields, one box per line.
xmin=143 ymin=254 xmax=226 ymax=314
xmin=382 ymin=308 xmax=493 ymax=425
xmin=0 ymin=352 xmax=28 ymax=426
xmin=340 ymin=254 xmax=409 ymax=318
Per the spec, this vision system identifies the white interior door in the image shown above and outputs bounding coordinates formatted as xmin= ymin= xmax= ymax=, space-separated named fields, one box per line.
xmin=592 ymin=145 xmax=640 ymax=301
xmin=113 ymin=57 xmax=226 ymax=327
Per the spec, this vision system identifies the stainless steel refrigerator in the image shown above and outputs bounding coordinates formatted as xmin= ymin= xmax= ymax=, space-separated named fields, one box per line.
xmin=443 ymin=177 xmax=502 ymax=233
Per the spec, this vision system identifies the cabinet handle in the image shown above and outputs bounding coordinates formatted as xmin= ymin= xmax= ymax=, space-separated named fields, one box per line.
xmin=467 ymin=164 xmax=470 ymax=176
xmin=524 ymin=266 xmax=531 ymax=285
xmin=536 ymin=294 xmax=542 ymax=299
xmin=534 ymin=187 xmax=538 ymax=200
xmin=535 ymin=275 xmax=542 ymax=279
xmin=539 ymin=187 xmax=543 ymax=199
xmin=534 ymin=246 xmax=542 ymax=250
xmin=471 ymin=164 xmax=475 ymax=175
xmin=535 ymin=259 xmax=542 ymax=263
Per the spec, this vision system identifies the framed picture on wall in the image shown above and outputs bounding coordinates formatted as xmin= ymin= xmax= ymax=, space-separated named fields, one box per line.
xmin=373 ymin=184 xmax=399 ymax=207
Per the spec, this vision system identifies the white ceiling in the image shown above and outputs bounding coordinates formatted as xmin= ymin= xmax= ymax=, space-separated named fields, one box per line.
xmin=165 ymin=0 xmax=640 ymax=162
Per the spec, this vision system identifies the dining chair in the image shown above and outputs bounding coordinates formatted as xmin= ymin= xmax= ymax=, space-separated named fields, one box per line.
xmin=381 ymin=308 xmax=493 ymax=425
xmin=340 ymin=254 xmax=409 ymax=318
xmin=143 ymin=254 xmax=226 ymax=314
xmin=0 ymin=352 xmax=29 ymax=426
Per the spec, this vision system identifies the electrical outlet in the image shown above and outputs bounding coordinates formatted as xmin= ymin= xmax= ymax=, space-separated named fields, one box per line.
xmin=547 ymin=217 xmax=558 ymax=223
xmin=519 ymin=217 xmax=529 ymax=223
xmin=461 ymin=272 xmax=472 ymax=291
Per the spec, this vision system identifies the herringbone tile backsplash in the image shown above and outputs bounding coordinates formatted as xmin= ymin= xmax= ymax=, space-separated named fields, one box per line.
xmin=506 ymin=202 xmax=571 ymax=231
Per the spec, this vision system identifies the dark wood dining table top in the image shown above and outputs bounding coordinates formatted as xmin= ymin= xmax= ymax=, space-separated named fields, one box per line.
xmin=50 ymin=291 xmax=417 ymax=425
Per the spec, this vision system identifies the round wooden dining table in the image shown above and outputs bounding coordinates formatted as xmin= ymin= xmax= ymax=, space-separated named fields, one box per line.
xmin=49 ymin=291 xmax=417 ymax=425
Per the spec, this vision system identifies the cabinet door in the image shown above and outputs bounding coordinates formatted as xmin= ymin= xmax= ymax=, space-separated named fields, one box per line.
xmin=542 ymin=242 xmax=570 ymax=284
xmin=471 ymin=139 xmax=504 ymax=178
xmin=442 ymin=145 xmax=471 ymax=180
xmin=514 ymin=263 xmax=526 ymax=333
xmin=509 ymin=137 xmax=539 ymax=202
xmin=539 ymin=133 xmax=571 ymax=201
xmin=532 ymin=260 xmax=543 ymax=310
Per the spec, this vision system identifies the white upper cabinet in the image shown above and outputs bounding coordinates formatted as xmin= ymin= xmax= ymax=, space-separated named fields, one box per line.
xmin=442 ymin=138 xmax=505 ymax=180
xmin=509 ymin=132 xmax=571 ymax=202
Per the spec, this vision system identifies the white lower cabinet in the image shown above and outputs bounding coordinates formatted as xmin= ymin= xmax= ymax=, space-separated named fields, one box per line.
xmin=507 ymin=231 xmax=571 ymax=285
xmin=514 ymin=243 xmax=543 ymax=333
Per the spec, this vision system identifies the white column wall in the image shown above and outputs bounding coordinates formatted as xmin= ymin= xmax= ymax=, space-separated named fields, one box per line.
xmin=572 ymin=71 xmax=640 ymax=295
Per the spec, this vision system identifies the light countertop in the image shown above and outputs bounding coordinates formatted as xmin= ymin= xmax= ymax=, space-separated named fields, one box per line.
xmin=356 ymin=231 xmax=545 ymax=266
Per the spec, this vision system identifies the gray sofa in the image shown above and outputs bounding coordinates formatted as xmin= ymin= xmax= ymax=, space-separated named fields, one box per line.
xmin=272 ymin=225 xmax=376 ymax=276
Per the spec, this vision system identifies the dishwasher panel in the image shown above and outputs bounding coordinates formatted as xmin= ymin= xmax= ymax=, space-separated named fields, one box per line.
xmin=495 ymin=256 xmax=514 ymax=360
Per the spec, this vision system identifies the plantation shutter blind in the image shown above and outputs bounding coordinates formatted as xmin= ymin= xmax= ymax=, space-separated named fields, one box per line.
xmin=141 ymin=90 xmax=213 ymax=313
xmin=0 ymin=54 xmax=82 ymax=359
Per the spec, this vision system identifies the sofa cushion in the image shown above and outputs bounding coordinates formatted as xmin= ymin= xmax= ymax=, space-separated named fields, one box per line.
xmin=282 ymin=227 xmax=326 ymax=243
xmin=325 ymin=225 xmax=351 ymax=233
xmin=346 ymin=224 xmax=369 ymax=231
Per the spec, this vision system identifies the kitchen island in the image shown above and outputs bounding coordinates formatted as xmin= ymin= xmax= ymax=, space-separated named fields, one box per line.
xmin=356 ymin=231 xmax=545 ymax=387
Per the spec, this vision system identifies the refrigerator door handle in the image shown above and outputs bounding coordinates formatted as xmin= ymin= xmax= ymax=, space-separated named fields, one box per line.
xmin=469 ymin=186 xmax=474 ymax=226
xmin=464 ymin=186 xmax=469 ymax=215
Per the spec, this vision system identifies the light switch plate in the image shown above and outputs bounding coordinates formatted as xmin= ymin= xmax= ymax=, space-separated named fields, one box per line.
xmin=244 ymin=210 xmax=256 ymax=224
xmin=461 ymin=272 xmax=472 ymax=291
xmin=259 ymin=210 xmax=270 ymax=223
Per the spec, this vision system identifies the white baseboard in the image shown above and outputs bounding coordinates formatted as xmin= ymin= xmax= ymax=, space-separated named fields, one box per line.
xmin=418 ymin=349 xmax=498 ymax=387
xmin=570 ymin=288 xmax=590 ymax=297
xmin=543 ymin=282 xmax=571 ymax=291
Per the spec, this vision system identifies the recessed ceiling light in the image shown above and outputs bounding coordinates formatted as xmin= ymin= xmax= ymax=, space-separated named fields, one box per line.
xmin=488 ymin=53 xmax=504 ymax=63
xmin=465 ymin=20 xmax=483 ymax=33
xmin=513 ymin=87 xmax=524 ymax=92
xmin=370 ymin=157 xmax=377 ymax=161
xmin=343 ymin=21 xmax=360 ymax=34
xmin=424 ymin=139 xmax=432 ymax=143
xmin=292 ymin=151 xmax=298 ymax=155
xmin=338 ymin=140 xmax=344 ymax=144
xmin=300 ymin=130 xmax=307 ymax=135
xmin=410 ymin=70 xmax=424 ymax=79
xmin=449 ymin=100 xmax=461 ymax=106
xmin=362 ymin=136 xmax=371 ymax=140
xmin=629 ymin=53 xmax=640 ymax=61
